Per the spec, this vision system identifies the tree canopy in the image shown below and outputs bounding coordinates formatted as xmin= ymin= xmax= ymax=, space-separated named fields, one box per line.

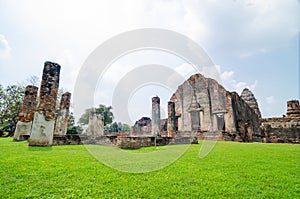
xmin=105 ymin=122 xmax=131 ymax=133
xmin=0 ymin=84 xmax=25 ymax=136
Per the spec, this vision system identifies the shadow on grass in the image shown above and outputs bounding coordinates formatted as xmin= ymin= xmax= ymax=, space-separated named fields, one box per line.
xmin=28 ymin=146 xmax=53 ymax=151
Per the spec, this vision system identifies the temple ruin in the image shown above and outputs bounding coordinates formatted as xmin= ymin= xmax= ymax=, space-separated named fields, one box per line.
xmin=13 ymin=85 xmax=38 ymax=141
xmin=28 ymin=61 xmax=61 ymax=146
xmin=54 ymin=92 xmax=71 ymax=136
xmin=241 ymin=88 xmax=261 ymax=118
xmin=131 ymin=117 xmax=152 ymax=136
xmin=167 ymin=74 xmax=261 ymax=142
xmin=12 ymin=60 xmax=299 ymax=146
xmin=86 ymin=112 xmax=104 ymax=136
xmin=261 ymin=100 xmax=300 ymax=143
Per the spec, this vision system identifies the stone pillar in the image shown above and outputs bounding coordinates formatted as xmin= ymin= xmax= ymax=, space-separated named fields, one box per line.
xmin=29 ymin=61 xmax=60 ymax=146
xmin=13 ymin=85 xmax=38 ymax=141
xmin=152 ymin=96 xmax=161 ymax=136
xmin=54 ymin=92 xmax=71 ymax=136
xmin=167 ymin=101 xmax=175 ymax=136
xmin=87 ymin=112 xmax=104 ymax=136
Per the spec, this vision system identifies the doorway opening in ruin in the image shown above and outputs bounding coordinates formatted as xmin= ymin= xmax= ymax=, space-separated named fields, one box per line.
xmin=175 ymin=116 xmax=179 ymax=131
xmin=216 ymin=114 xmax=225 ymax=131
xmin=191 ymin=111 xmax=200 ymax=130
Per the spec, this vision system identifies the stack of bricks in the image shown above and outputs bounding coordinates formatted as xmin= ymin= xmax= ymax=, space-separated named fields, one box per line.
xmin=29 ymin=61 xmax=61 ymax=146
xmin=54 ymin=92 xmax=71 ymax=136
xmin=13 ymin=85 xmax=38 ymax=140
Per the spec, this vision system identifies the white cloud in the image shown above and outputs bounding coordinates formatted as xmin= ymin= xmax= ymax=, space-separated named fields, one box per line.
xmin=0 ymin=34 xmax=12 ymax=59
xmin=220 ymin=71 xmax=234 ymax=82
xmin=266 ymin=96 xmax=275 ymax=105
xmin=174 ymin=63 xmax=195 ymax=78
xmin=219 ymin=66 xmax=258 ymax=93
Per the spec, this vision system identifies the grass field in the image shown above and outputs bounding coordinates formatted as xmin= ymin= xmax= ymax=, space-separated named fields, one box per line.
xmin=0 ymin=138 xmax=299 ymax=198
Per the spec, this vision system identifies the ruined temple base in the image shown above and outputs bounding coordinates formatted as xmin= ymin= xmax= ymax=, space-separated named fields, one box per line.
xmin=261 ymin=117 xmax=300 ymax=143
xmin=52 ymin=135 xmax=84 ymax=145
xmin=13 ymin=121 xmax=32 ymax=141
xmin=28 ymin=112 xmax=55 ymax=146
xmin=50 ymin=135 xmax=199 ymax=148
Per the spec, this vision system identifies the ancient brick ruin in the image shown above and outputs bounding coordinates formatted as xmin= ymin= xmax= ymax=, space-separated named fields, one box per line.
xmin=13 ymin=85 xmax=38 ymax=141
xmin=54 ymin=92 xmax=71 ymax=136
xmin=29 ymin=61 xmax=61 ymax=146
xmin=261 ymin=100 xmax=300 ymax=143
xmin=286 ymin=100 xmax=300 ymax=117
xmin=12 ymin=61 xmax=299 ymax=147
xmin=168 ymin=74 xmax=261 ymax=142
xmin=131 ymin=117 xmax=152 ymax=136
xmin=241 ymin=88 xmax=261 ymax=118
xmin=86 ymin=112 xmax=104 ymax=136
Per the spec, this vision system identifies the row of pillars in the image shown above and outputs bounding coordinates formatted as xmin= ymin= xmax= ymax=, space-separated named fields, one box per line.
xmin=151 ymin=96 xmax=178 ymax=137
xmin=13 ymin=61 xmax=71 ymax=146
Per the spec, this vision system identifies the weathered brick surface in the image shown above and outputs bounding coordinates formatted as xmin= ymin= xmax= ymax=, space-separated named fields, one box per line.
xmin=29 ymin=61 xmax=61 ymax=146
xmin=37 ymin=61 xmax=60 ymax=120
xmin=13 ymin=85 xmax=38 ymax=141
xmin=241 ymin=88 xmax=261 ymax=118
xmin=286 ymin=100 xmax=300 ymax=117
xmin=131 ymin=117 xmax=152 ymax=136
xmin=261 ymin=117 xmax=300 ymax=143
xmin=19 ymin=85 xmax=38 ymax=122
xmin=54 ymin=92 xmax=71 ymax=136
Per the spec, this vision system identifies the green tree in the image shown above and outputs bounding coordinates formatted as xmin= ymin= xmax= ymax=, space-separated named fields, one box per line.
xmin=121 ymin=123 xmax=131 ymax=132
xmin=110 ymin=122 xmax=119 ymax=132
xmin=78 ymin=105 xmax=114 ymax=126
xmin=68 ymin=112 xmax=75 ymax=127
xmin=67 ymin=125 xmax=83 ymax=134
xmin=105 ymin=122 xmax=131 ymax=133
xmin=0 ymin=84 xmax=25 ymax=136
xmin=78 ymin=108 xmax=93 ymax=125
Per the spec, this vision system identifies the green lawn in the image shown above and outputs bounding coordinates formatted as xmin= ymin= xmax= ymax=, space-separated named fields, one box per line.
xmin=0 ymin=138 xmax=299 ymax=198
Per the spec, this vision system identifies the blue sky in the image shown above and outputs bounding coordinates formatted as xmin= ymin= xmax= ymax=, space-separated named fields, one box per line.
xmin=0 ymin=0 xmax=299 ymax=124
